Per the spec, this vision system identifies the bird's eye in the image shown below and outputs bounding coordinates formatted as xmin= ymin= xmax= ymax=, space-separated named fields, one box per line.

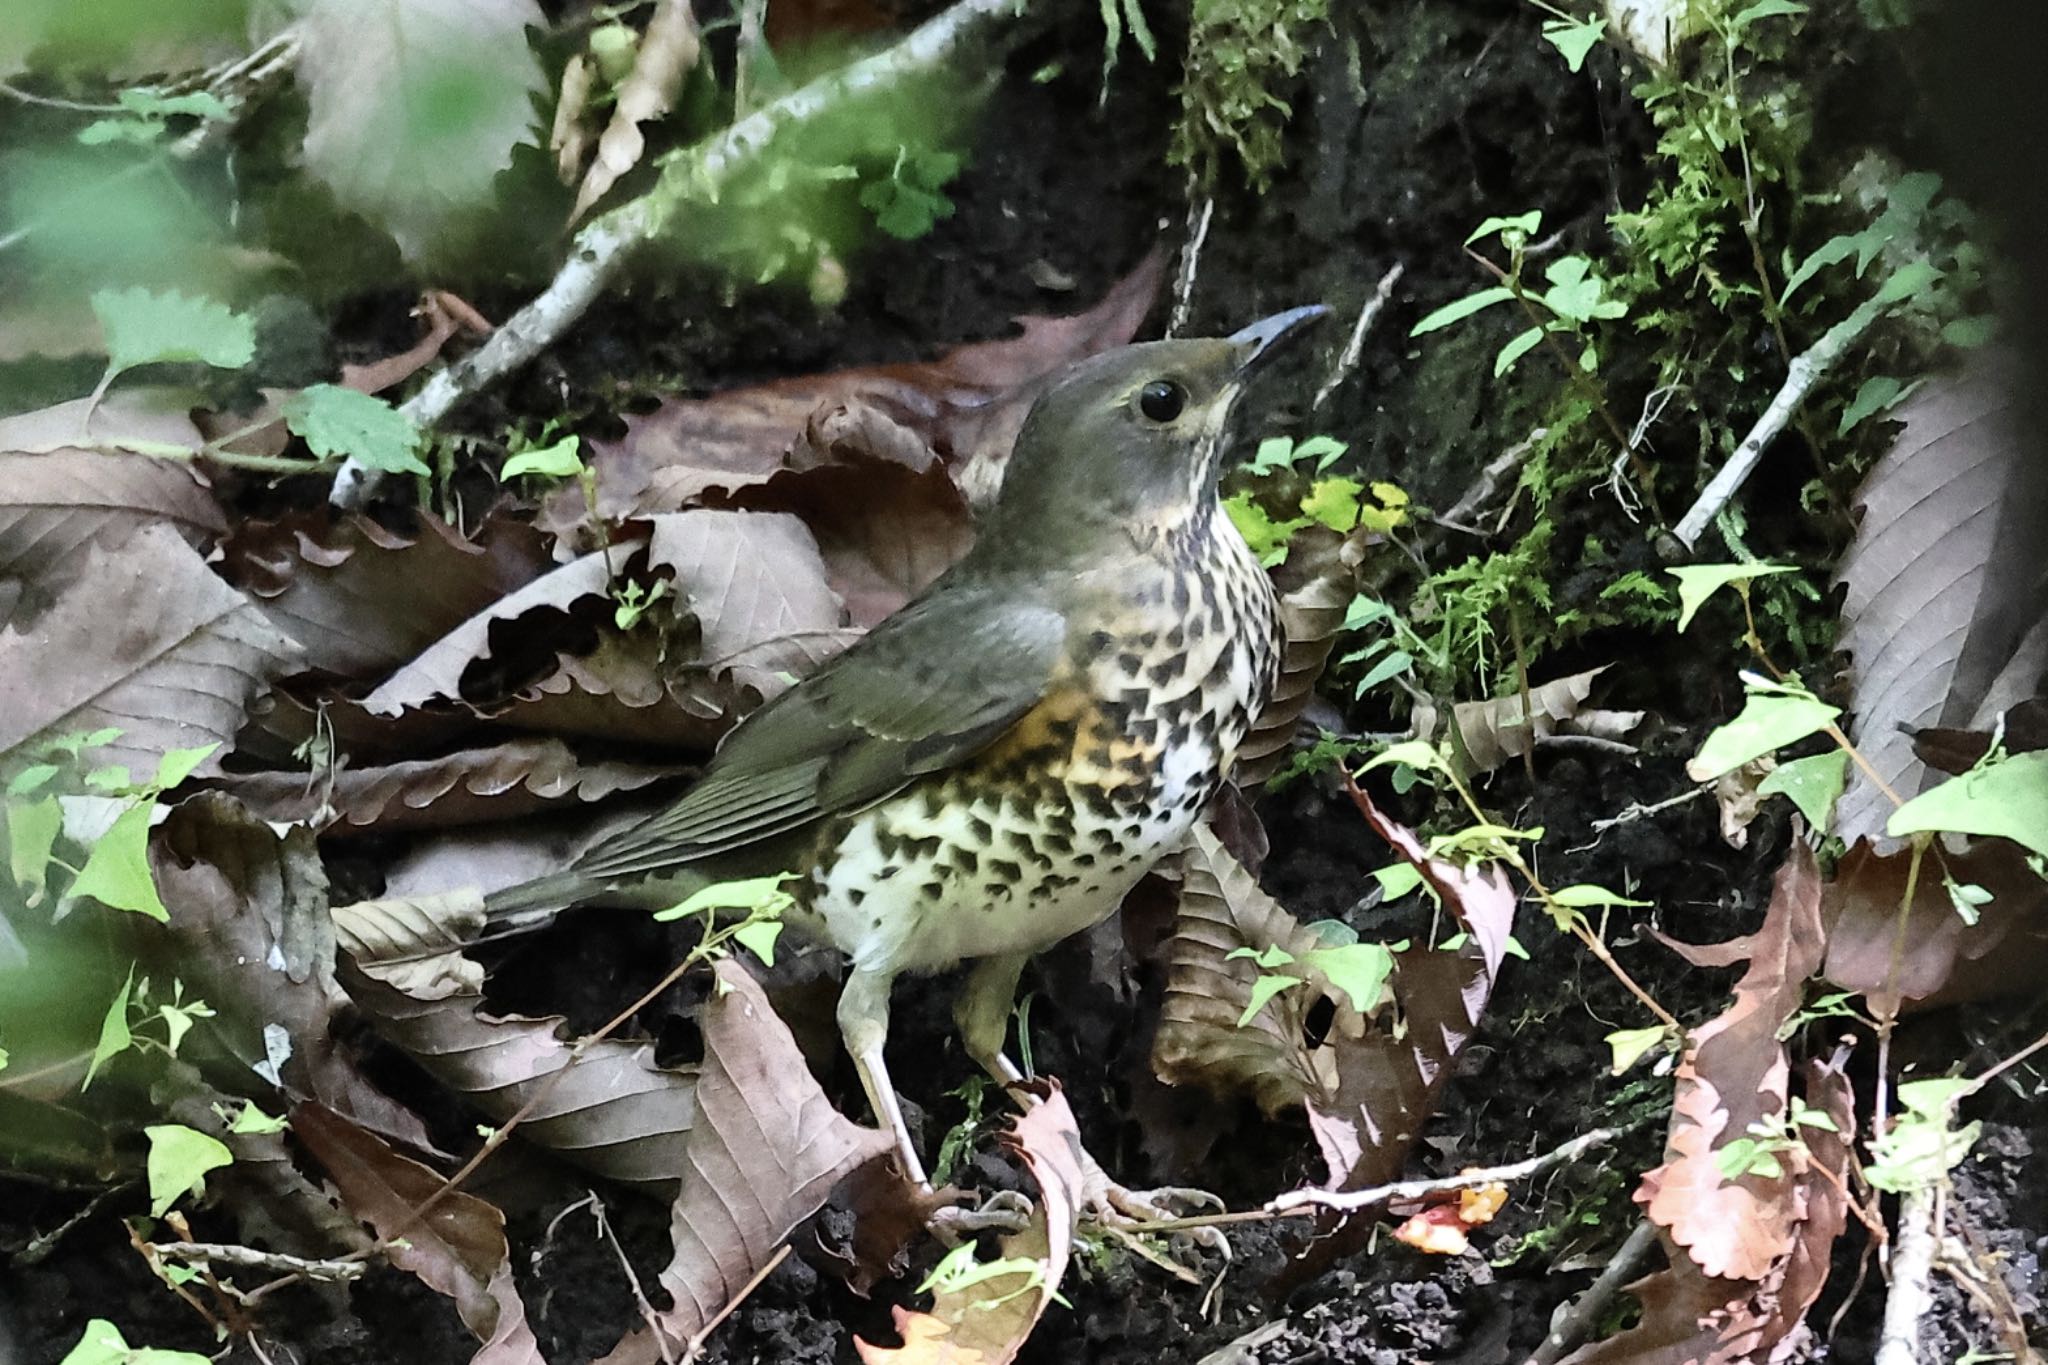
xmin=1137 ymin=379 xmax=1186 ymax=423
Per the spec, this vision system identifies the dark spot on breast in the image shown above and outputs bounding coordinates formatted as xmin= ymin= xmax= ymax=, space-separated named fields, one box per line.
xmin=920 ymin=881 xmax=944 ymax=902
xmin=1082 ymin=629 xmax=1115 ymax=661
xmin=848 ymin=888 xmax=867 ymax=906
xmin=969 ymin=816 xmax=993 ymax=843
xmin=990 ymin=858 xmax=1023 ymax=883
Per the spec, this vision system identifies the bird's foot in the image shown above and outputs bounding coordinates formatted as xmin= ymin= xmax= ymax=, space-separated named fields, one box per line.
xmin=926 ymin=1189 xmax=1034 ymax=1245
xmin=1074 ymin=1146 xmax=1232 ymax=1266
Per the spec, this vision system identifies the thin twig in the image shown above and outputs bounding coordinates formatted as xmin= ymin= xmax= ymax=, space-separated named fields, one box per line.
xmin=1525 ymin=1220 xmax=1660 ymax=1365
xmin=1267 ymin=1125 xmax=1622 ymax=1216
xmin=1312 ymin=264 xmax=1405 ymax=409
xmin=332 ymin=0 xmax=1035 ymax=507
xmin=1671 ymin=298 xmax=1885 ymax=548
xmin=152 ymin=1241 xmax=366 ymax=1283
xmin=1969 ymin=1025 xmax=2048 ymax=1095
xmin=587 ymin=1195 xmax=675 ymax=1365
xmin=683 ymin=1244 xmax=792 ymax=1360
xmin=1874 ymin=1184 xmax=1940 ymax=1365
xmin=1437 ymin=427 xmax=1545 ymax=533
xmin=1168 ymin=192 xmax=1215 ymax=338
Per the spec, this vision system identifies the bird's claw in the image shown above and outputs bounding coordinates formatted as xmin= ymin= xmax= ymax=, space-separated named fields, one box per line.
xmin=1074 ymin=1148 xmax=1232 ymax=1261
xmin=926 ymin=1189 xmax=1034 ymax=1245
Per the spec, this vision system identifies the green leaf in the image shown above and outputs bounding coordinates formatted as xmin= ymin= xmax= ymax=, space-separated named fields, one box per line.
xmin=1757 ymin=749 xmax=1850 ymax=832
xmin=1356 ymin=648 xmax=1414 ymax=695
xmin=1605 ymin=1025 xmax=1670 ymax=1075
xmin=732 ymin=918 xmax=784 ymax=966
xmin=1223 ymin=492 xmax=1303 ymax=566
xmin=1781 ymin=232 xmax=1860 ymax=305
xmin=1410 ymin=287 xmax=1514 ymax=336
xmin=1362 ymin=739 xmax=1449 ymax=777
xmin=153 ymin=744 xmax=218 ymax=791
xmin=1731 ymin=0 xmax=1807 ymax=26
xmin=1299 ymin=476 xmax=1362 ymax=532
xmin=1666 ymin=562 xmax=1798 ymax=631
xmin=69 ymin=802 xmax=167 ymax=919
xmin=58 ymin=1319 xmax=212 ymax=1365
xmin=1550 ymin=883 xmax=1652 ymax=909
xmin=502 ymin=435 xmax=584 ymax=479
xmin=1687 ymin=690 xmax=1841 ymax=782
xmin=1941 ymin=314 xmax=1997 ymax=349
xmin=654 ymin=873 xmax=797 ymax=921
xmin=1837 ymin=376 xmax=1905 ymax=435
xmin=84 ymin=967 xmax=135 ymax=1091
xmin=8 ymin=763 xmax=61 ymax=795
xmin=92 ymin=288 xmax=255 ymax=378
xmin=225 ymin=1102 xmax=289 ymax=1135
xmin=1371 ymin=862 xmax=1424 ymax=900
xmin=8 ymin=794 xmax=62 ymax=897
xmin=1886 ymin=751 xmax=2048 ymax=858
xmin=1493 ymin=326 xmax=1544 ymax=377
xmin=1303 ymin=942 xmax=1396 ymax=1014
xmin=144 ymin=1123 xmax=233 ymax=1217
xmin=1226 ymin=943 xmax=1297 ymax=970
xmin=282 ymin=385 xmax=427 ymax=475
xmin=1866 ymin=1077 xmax=1979 ymax=1193
xmin=119 ymin=87 xmax=234 ymax=121
xmin=1235 ymin=973 xmax=1304 ymax=1027
xmin=1464 ymin=211 xmax=1541 ymax=246
xmin=1539 ymin=15 xmax=1606 ymax=71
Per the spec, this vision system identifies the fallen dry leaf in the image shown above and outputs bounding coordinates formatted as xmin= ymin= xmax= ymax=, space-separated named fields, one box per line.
xmin=1233 ymin=525 xmax=1362 ymax=788
xmin=291 ymin=1103 xmax=545 ymax=1364
xmin=1449 ymin=666 xmax=1646 ymax=777
xmin=1642 ymin=844 xmax=1827 ymax=1282
xmin=1835 ymin=351 xmax=2048 ymax=845
xmin=542 ymin=250 xmax=1164 ymax=542
xmin=1564 ymin=1056 xmax=1854 ymax=1365
xmin=571 ymin=0 xmax=702 ymax=222
xmin=854 ymin=1088 xmax=1086 ymax=1365
xmin=648 ymin=507 xmax=851 ymax=697
xmin=156 ymin=794 xmax=444 ymax=1155
xmin=595 ymin=961 xmax=893 ymax=1363
xmin=223 ymin=511 xmax=551 ymax=681
xmin=0 ymin=522 xmax=303 ymax=783
xmin=337 ymin=956 xmax=701 ymax=1191
xmin=1820 ymin=837 xmax=2048 ymax=1013
xmin=361 ymin=537 xmax=645 ymax=717
xmin=221 ymin=737 xmax=682 ymax=834
xmin=0 ymin=393 xmax=224 ymax=598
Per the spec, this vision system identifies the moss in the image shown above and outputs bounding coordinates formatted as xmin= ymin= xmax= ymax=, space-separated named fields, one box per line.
xmin=1170 ymin=0 xmax=1332 ymax=189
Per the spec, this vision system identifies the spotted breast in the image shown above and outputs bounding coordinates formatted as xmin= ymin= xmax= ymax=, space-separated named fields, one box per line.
xmin=793 ymin=504 xmax=1281 ymax=978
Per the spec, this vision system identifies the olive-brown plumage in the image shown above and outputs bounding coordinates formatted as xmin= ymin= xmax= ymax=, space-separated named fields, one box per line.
xmin=485 ymin=308 xmax=1321 ymax=1187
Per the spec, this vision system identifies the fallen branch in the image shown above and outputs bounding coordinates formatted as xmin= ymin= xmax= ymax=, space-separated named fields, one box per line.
xmin=332 ymin=0 xmax=1034 ymax=507
xmin=1875 ymin=1185 xmax=1940 ymax=1365
xmin=1670 ymin=297 xmax=1884 ymax=548
xmin=1312 ymin=263 xmax=1405 ymax=410
xmin=1525 ymin=1220 xmax=1659 ymax=1365
xmin=152 ymin=1241 xmax=367 ymax=1284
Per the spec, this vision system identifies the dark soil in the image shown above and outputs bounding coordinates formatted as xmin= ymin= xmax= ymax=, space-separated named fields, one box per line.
xmin=4 ymin=2 xmax=2045 ymax=1363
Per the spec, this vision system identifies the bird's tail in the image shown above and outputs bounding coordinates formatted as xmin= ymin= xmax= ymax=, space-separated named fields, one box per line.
xmin=481 ymin=870 xmax=599 ymax=934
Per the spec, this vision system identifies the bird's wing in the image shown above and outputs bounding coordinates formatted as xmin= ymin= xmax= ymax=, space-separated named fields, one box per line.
xmin=571 ymin=582 xmax=1068 ymax=881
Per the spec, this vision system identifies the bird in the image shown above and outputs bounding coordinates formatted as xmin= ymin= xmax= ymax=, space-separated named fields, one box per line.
xmin=483 ymin=306 xmax=1323 ymax=1202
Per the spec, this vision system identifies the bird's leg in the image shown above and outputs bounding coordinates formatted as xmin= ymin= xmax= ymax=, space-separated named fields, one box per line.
xmin=952 ymin=954 xmax=1226 ymax=1240
xmin=837 ymin=966 xmax=927 ymax=1187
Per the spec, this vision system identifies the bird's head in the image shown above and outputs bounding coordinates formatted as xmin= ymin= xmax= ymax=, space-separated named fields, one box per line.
xmin=987 ymin=306 xmax=1328 ymax=554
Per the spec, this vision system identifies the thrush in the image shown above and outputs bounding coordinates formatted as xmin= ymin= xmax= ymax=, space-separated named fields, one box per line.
xmin=485 ymin=307 xmax=1322 ymax=1198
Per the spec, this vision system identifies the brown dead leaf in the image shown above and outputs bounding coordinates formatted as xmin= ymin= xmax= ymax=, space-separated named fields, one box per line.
xmin=543 ymin=250 xmax=1164 ymax=542
xmin=854 ymin=1089 xmax=1086 ymax=1365
xmin=223 ymin=511 xmax=552 ymax=682
xmin=1820 ymin=837 xmax=2048 ymax=1013
xmin=362 ymin=537 xmax=644 ymax=717
xmin=1234 ymin=526 xmax=1362 ymax=788
xmin=155 ymin=794 xmax=444 ymax=1155
xmin=595 ymin=961 xmax=892 ymax=1364
xmin=0 ymin=393 xmax=224 ymax=598
xmin=1836 ymin=351 xmax=2048 ymax=845
xmin=1449 ymin=666 xmax=1646 ymax=777
xmin=550 ymin=52 xmax=597 ymax=183
xmin=722 ymin=440 xmax=974 ymax=626
xmin=291 ymin=1104 xmax=544 ymax=1363
xmin=0 ymin=522 xmax=303 ymax=783
xmin=571 ymin=0 xmax=702 ymax=222
xmin=648 ymin=508 xmax=852 ymax=696
xmin=1641 ymin=844 xmax=1827 ymax=1283
xmin=337 ymin=957 xmax=701 ymax=1191
xmin=1564 ymin=1056 xmax=1855 ymax=1365
xmin=1152 ymin=823 xmax=1357 ymax=1114
xmin=221 ymin=738 xmax=682 ymax=834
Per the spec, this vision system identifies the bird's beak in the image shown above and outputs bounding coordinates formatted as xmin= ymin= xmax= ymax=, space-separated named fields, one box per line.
xmin=1229 ymin=304 xmax=1331 ymax=373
